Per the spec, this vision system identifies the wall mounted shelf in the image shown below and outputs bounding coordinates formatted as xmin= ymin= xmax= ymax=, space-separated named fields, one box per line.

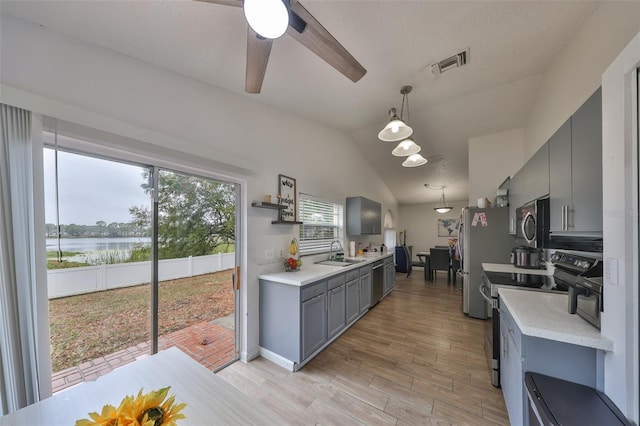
xmin=251 ymin=202 xmax=287 ymax=210
xmin=252 ymin=202 xmax=303 ymax=225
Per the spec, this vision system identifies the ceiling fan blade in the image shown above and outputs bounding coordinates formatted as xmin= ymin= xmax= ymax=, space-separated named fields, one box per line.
xmin=287 ymin=1 xmax=366 ymax=83
xmin=246 ymin=28 xmax=273 ymax=93
xmin=193 ymin=0 xmax=242 ymax=7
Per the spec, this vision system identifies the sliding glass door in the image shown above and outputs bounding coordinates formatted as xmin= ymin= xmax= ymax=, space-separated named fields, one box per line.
xmin=44 ymin=132 xmax=240 ymax=394
xmin=155 ymin=169 xmax=239 ymax=370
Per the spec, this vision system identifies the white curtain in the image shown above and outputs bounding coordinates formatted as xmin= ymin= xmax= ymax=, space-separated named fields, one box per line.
xmin=0 ymin=104 xmax=42 ymax=414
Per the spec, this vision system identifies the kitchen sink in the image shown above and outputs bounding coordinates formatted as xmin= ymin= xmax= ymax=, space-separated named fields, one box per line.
xmin=315 ymin=258 xmax=365 ymax=267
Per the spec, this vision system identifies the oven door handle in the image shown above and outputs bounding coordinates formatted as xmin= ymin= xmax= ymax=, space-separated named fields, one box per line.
xmin=479 ymin=282 xmax=494 ymax=304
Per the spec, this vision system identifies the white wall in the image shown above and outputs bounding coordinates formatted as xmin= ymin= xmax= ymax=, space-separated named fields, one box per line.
xmin=399 ymin=200 xmax=468 ymax=261
xmin=602 ymin=32 xmax=639 ymax=423
xmin=0 ymin=14 xmax=399 ymax=363
xmin=468 ymin=128 xmax=524 ymax=203
xmin=524 ymin=1 xmax=640 ymax=157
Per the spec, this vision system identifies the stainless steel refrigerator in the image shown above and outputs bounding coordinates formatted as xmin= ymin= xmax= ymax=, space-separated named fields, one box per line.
xmin=459 ymin=206 xmax=514 ymax=319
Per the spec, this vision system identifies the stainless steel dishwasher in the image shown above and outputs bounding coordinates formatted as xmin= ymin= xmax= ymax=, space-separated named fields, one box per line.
xmin=372 ymin=259 xmax=384 ymax=306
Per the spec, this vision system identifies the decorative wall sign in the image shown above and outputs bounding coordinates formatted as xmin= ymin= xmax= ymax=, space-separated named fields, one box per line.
xmin=277 ymin=174 xmax=297 ymax=222
xmin=438 ymin=218 xmax=460 ymax=237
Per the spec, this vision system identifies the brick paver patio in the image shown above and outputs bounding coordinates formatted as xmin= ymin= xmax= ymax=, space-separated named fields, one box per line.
xmin=51 ymin=320 xmax=236 ymax=394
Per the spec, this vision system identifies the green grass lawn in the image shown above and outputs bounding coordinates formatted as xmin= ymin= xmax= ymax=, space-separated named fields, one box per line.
xmin=48 ymin=270 xmax=234 ymax=372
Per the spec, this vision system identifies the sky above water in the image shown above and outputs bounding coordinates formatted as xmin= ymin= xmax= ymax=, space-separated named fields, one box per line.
xmin=43 ymin=148 xmax=150 ymax=225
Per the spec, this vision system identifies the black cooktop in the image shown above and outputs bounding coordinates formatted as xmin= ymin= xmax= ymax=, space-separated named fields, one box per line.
xmin=484 ymin=271 xmax=568 ymax=292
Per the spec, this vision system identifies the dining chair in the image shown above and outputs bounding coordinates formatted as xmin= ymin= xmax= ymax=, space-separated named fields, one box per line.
xmin=429 ymin=247 xmax=451 ymax=283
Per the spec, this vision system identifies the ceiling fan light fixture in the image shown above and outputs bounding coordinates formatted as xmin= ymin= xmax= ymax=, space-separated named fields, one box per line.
xmin=243 ymin=0 xmax=289 ymax=39
xmin=402 ymin=153 xmax=428 ymax=167
xmin=391 ymin=138 xmax=421 ymax=157
xmin=378 ymin=108 xmax=413 ymax=142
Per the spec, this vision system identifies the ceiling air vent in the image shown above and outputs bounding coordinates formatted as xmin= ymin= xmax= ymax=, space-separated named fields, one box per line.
xmin=431 ymin=48 xmax=470 ymax=75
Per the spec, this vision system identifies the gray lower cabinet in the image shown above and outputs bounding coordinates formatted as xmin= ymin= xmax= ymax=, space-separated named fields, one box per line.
xmin=346 ymin=270 xmax=360 ymax=324
xmin=327 ymin=275 xmax=346 ymax=339
xmin=383 ymin=257 xmax=395 ymax=295
xmin=301 ymin=290 xmax=327 ymax=360
xmin=359 ymin=268 xmax=371 ymax=314
xmin=549 ymin=87 xmax=602 ymax=234
xmin=500 ymin=297 xmax=600 ymax=426
xmin=260 ymin=261 xmax=387 ymax=369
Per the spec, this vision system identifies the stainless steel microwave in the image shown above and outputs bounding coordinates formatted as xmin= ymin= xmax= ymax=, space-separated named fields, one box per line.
xmin=516 ymin=198 xmax=550 ymax=248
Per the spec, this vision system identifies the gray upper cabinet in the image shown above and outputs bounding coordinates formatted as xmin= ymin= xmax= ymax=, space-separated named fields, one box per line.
xmin=346 ymin=197 xmax=382 ymax=235
xmin=524 ymin=143 xmax=550 ymax=201
xmin=549 ymin=88 xmax=602 ymax=234
xmin=508 ymin=143 xmax=549 ymax=234
xmin=549 ymin=119 xmax=573 ymax=232
xmin=570 ymin=88 xmax=603 ymax=233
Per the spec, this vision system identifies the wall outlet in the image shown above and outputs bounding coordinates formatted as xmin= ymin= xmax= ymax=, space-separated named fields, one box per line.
xmin=265 ymin=248 xmax=274 ymax=260
xmin=279 ymin=249 xmax=284 ymax=258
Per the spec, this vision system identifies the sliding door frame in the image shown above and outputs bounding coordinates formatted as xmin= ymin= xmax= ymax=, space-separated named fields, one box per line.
xmin=41 ymin=124 xmax=246 ymax=380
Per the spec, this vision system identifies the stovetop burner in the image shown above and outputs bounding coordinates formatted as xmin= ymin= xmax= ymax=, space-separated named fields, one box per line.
xmin=483 ymin=271 xmax=568 ymax=292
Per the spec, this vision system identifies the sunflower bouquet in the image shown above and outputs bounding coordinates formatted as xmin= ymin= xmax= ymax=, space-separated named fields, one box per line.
xmin=75 ymin=386 xmax=186 ymax=426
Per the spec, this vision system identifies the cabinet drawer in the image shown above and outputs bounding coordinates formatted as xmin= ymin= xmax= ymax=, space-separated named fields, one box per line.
xmin=301 ymin=281 xmax=327 ymax=302
xmin=346 ymin=270 xmax=360 ymax=282
xmin=359 ymin=266 xmax=371 ymax=276
xmin=328 ymin=274 xmax=345 ymax=290
xmin=501 ymin=305 xmax=522 ymax=356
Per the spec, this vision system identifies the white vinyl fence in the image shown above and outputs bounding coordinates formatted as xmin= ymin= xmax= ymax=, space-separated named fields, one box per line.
xmin=47 ymin=253 xmax=236 ymax=299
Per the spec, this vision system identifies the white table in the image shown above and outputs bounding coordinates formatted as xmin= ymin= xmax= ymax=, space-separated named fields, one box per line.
xmin=0 ymin=347 xmax=282 ymax=425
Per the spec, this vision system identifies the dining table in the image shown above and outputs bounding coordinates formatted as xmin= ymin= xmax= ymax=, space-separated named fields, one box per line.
xmin=0 ymin=347 xmax=283 ymax=425
xmin=416 ymin=251 xmax=431 ymax=281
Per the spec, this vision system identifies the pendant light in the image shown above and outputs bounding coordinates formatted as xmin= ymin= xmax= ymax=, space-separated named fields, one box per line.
xmin=392 ymin=137 xmax=421 ymax=156
xmin=378 ymin=86 xmax=414 ymax=142
xmin=244 ymin=0 xmax=289 ymax=39
xmin=402 ymin=153 xmax=428 ymax=167
xmin=434 ymin=187 xmax=453 ymax=213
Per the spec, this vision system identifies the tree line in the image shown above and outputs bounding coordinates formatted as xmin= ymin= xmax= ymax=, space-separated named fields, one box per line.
xmin=46 ymin=171 xmax=236 ymax=259
xmin=45 ymin=221 xmax=150 ymax=238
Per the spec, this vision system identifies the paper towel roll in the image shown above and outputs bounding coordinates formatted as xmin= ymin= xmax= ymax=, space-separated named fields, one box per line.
xmin=349 ymin=241 xmax=356 ymax=257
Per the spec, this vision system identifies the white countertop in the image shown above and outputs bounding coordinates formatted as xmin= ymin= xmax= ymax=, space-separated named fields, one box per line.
xmin=0 ymin=347 xmax=283 ymax=425
xmin=498 ymin=288 xmax=613 ymax=352
xmin=483 ymin=262 xmax=555 ymax=276
xmin=259 ymin=253 xmax=393 ymax=286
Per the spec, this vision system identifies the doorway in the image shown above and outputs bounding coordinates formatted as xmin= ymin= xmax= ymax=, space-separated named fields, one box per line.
xmin=43 ymin=133 xmax=240 ymax=393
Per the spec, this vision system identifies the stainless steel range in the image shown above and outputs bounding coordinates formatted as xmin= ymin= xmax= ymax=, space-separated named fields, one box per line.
xmin=481 ymin=251 xmax=602 ymax=388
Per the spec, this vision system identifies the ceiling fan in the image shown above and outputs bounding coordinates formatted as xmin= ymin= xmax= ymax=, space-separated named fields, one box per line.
xmin=196 ymin=0 xmax=367 ymax=93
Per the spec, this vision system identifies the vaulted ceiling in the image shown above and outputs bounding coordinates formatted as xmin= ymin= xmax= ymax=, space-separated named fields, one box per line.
xmin=0 ymin=0 xmax=602 ymax=204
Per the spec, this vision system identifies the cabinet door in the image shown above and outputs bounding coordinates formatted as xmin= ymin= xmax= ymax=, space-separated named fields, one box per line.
xmin=302 ymin=294 xmax=327 ymax=360
xmin=346 ymin=278 xmax=360 ymax=324
xmin=571 ymin=88 xmax=602 ymax=233
xmin=500 ymin=313 xmax=523 ymax=426
xmin=525 ymin=143 xmax=549 ymax=201
xmin=549 ymin=119 xmax=572 ymax=233
xmin=362 ymin=197 xmax=382 ymax=234
xmin=508 ymin=171 xmax=523 ymax=234
xmin=359 ymin=272 xmax=371 ymax=313
xmin=327 ymin=285 xmax=346 ymax=339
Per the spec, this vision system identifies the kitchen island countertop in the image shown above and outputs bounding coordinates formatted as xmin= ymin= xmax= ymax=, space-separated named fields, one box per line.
xmin=498 ymin=288 xmax=613 ymax=351
xmin=483 ymin=262 xmax=555 ymax=275
xmin=259 ymin=253 xmax=393 ymax=286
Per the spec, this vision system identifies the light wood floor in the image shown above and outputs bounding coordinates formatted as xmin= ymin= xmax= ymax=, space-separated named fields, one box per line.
xmin=217 ymin=271 xmax=509 ymax=425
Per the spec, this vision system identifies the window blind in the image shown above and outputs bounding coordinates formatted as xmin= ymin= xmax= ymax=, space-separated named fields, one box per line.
xmin=298 ymin=194 xmax=343 ymax=255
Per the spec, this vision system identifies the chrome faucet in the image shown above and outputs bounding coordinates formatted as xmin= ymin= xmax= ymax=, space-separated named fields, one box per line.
xmin=329 ymin=240 xmax=343 ymax=260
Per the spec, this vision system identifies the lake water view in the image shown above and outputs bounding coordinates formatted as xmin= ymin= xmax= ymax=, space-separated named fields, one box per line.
xmin=46 ymin=237 xmax=151 ymax=263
